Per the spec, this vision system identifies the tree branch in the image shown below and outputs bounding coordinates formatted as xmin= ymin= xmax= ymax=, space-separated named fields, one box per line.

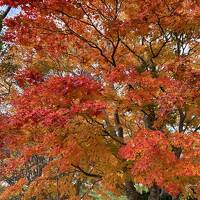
xmin=71 ymin=164 xmax=102 ymax=178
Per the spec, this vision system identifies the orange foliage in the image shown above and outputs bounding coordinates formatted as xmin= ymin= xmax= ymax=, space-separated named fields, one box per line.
xmin=0 ymin=0 xmax=199 ymax=199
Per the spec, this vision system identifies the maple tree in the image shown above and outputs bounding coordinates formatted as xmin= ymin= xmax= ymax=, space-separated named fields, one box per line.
xmin=0 ymin=0 xmax=199 ymax=199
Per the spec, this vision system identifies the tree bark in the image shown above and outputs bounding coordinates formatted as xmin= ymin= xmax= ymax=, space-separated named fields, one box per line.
xmin=114 ymin=109 xmax=124 ymax=138
xmin=148 ymin=184 xmax=160 ymax=200
xmin=0 ymin=6 xmax=11 ymax=32
xmin=125 ymin=181 xmax=140 ymax=200
xmin=160 ymin=189 xmax=172 ymax=200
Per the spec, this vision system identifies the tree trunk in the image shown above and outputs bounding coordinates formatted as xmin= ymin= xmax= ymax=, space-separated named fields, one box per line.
xmin=160 ymin=189 xmax=172 ymax=200
xmin=148 ymin=184 xmax=160 ymax=200
xmin=125 ymin=181 xmax=140 ymax=200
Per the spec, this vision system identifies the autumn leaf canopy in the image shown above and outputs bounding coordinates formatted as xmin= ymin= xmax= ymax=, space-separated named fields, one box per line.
xmin=0 ymin=0 xmax=199 ymax=200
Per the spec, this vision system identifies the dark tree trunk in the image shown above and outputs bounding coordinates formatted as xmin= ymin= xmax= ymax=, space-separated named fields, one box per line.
xmin=148 ymin=184 xmax=160 ymax=200
xmin=160 ymin=189 xmax=172 ymax=200
xmin=125 ymin=181 xmax=140 ymax=200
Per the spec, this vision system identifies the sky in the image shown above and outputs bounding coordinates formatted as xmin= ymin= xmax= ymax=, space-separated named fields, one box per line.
xmin=0 ymin=5 xmax=20 ymax=18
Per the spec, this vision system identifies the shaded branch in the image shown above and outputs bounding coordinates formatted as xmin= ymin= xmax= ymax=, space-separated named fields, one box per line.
xmin=1 ymin=6 xmax=11 ymax=20
xmin=71 ymin=164 xmax=102 ymax=178
xmin=0 ymin=6 xmax=11 ymax=32
xmin=120 ymin=39 xmax=148 ymax=67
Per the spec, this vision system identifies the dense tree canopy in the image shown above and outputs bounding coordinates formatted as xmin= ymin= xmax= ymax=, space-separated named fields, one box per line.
xmin=0 ymin=0 xmax=199 ymax=199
